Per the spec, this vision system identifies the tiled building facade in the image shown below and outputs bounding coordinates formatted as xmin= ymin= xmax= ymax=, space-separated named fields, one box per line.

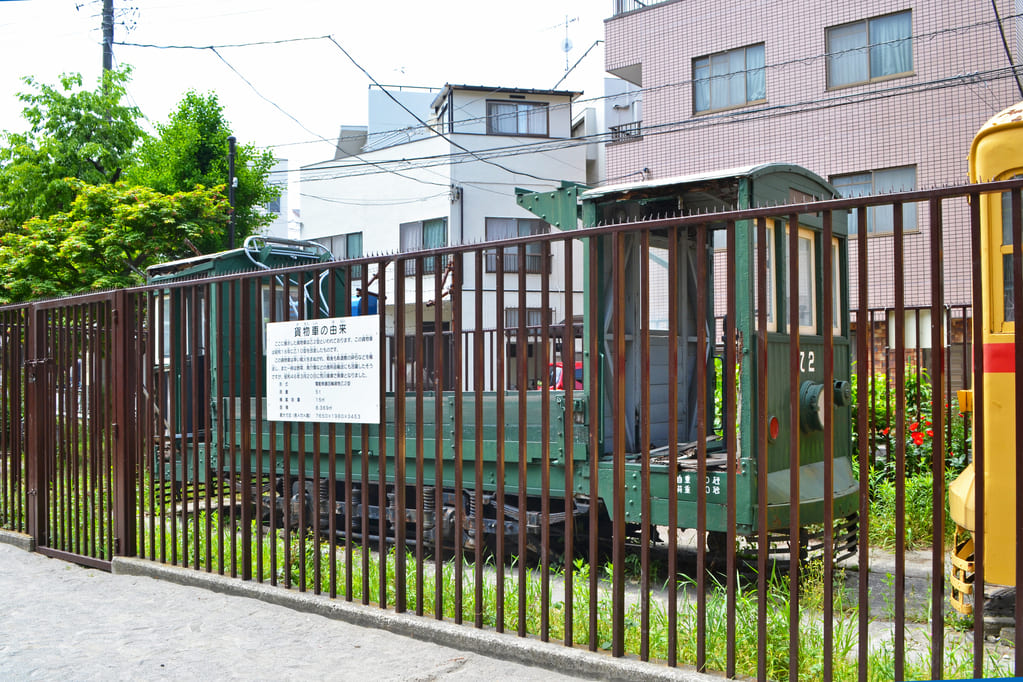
xmin=603 ymin=0 xmax=1022 ymax=310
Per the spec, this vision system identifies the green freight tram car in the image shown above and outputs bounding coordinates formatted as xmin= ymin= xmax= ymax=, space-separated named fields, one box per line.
xmin=147 ymin=163 xmax=858 ymax=561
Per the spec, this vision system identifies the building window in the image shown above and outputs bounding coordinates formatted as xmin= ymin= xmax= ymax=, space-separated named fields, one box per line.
xmin=485 ymin=218 xmax=549 ymax=273
xmin=1000 ymin=179 xmax=1020 ymax=325
xmin=504 ymin=307 xmax=552 ymax=329
xmin=826 ymin=11 xmax=912 ymax=88
xmin=831 ymin=166 xmax=917 ymax=235
xmin=487 ymin=101 xmax=548 ymax=136
xmin=315 ymin=231 xmax=363 ymax=260
xmin=400 ymin=218 xmax=447 ymax=275
xmin=693 ymin=43 xmax=765 ymax=113
xmin=315 ymin=231 xmax=364 ymax=276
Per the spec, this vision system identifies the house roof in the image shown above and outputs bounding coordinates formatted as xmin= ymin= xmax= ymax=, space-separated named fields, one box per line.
xmin=430 ymin=84 xmax=582 ymax=110
xmin=580 ymin=163 xmax=836 ymax=201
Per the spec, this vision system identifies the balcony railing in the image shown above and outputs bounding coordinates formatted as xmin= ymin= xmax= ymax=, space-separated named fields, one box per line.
xmin=612 ymin=0 xmax=671 ymax=16
xmin=609 ymin=121 xmax=642 ymax=142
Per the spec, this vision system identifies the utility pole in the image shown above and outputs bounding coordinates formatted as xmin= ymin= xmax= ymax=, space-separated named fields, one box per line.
xmin=102 ymin=0 xmax=114 ymax=73
xmin=228 ymin=136 xmax=237 ymax=249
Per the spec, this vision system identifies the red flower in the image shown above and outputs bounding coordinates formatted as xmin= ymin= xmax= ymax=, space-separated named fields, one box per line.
xmin=881 ymin=427 xmax=890 ymax=435
xmin=910 ymin=422 xmax=919 ymax=431
xmin=926 ymin=429 xmax=933 ymax=437
xmin=925 ymin=420 xmax=932 ymax=427
xmin=912 ymin=432 xmax=925 ymax=446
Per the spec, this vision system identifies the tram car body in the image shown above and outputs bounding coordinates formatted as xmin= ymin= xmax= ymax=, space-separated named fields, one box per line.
xmin=147 ymin=163 xmax=857 ymax=558
xmin=950 ymin=101 xmax=1023 ymax=612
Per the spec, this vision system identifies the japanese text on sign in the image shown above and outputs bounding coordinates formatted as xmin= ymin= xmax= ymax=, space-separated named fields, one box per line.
xmin=266 ymin=314 xmax=380 ymax=423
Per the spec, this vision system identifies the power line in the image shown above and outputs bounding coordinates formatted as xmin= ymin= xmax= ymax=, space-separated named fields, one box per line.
xmin=115 ymin=35 xmax=332 ymax=50
xmin=295 ymin=66 xmax=1022 ymax=186
xmin=325 ymin=35 xmax=566 ymax=185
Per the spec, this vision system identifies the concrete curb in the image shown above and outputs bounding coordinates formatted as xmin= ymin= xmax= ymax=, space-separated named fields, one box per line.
xmin=112 ymin=556 xmax=717 ymax=682
xmin=0 ymin=529 xmax=35 ymax=552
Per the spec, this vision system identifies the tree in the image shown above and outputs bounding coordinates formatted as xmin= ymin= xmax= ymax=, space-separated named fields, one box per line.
xmin=0 ymin=67 xmax=143 ymax=231
xmin=126 ymin=91 xmax=279 ymax=253
xmin=0 ymin=180 xmax=229 ymax=303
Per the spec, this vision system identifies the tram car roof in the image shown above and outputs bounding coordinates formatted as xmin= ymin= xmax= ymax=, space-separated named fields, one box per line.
xmin=146 ymin=236 xmax=333 ymax=284
xmin=580 ymin=162 xmax=839 ymax=211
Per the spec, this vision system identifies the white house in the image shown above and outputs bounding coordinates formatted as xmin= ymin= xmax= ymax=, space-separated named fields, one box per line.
xmin=300 ymin=84 xmax=590 ymax=386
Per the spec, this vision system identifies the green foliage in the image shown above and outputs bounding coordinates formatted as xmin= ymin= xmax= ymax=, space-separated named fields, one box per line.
xmin=0 ymin=68 xmax=142 ymax=230
xmin=0 ymin=71 xmax=281 ymax=302
xmin=850 ymin=364 xmax=970 ymax=483
xmin=0 ymin=180 xmax=229 ymax=302
xmin=850 ymin=363 xmax=973 ymax=550
xmin=125 ymin=90 xmax=279 ymax=252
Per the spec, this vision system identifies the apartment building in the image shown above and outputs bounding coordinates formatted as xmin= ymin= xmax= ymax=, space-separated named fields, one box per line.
xmin=603 ymin=0 xmax=1022 ymax=314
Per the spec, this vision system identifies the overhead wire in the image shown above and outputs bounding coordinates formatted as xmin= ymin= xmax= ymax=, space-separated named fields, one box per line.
xmin=324 ymin=35 xmax=566 ymax=184
xmin=117 ymin=12 xmax=1023 ymax=189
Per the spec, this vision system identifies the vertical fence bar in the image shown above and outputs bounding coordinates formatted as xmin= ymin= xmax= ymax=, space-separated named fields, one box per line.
xmin=281 ymin=276 xmax=292 ymax=586
xmin=639 ymin=229 xmax=651 ymax=662
xmin=540 ymin=240 xmax=551 ymax=642
xmin=822 ymin=210 xmax=835 ymax=681
xmin=433 ymin=260 xmax=445 ymax=618
xmin=189 ymin=285 xmax=201 ymax=570
xmin=268 ymin=276 xmax=280 ymax=586
xmin=970 ymin=190 xmax=986 ymax=678
xmin=495 ymin=250 xmax=506 ymax=632
xmin=473 ymin=249 xmax=485 ymax=629
xmin=587 ymin=234 xmax=599 ymax=653
xmin=516 ymin=243 xmax=528 ymax=637
xmin=668 ymin=226 xmax=680 ymax=667
xmin=756 ymin=216 xmax=769 ymax=682
xmin=168 ymin=294 xmax=180 ymax=567
xmin=411 ymin=258 xmax=423 ymax=613
xmin=611 ymin=229 xmax=626 ymax=658
xmin=102 ymin=302 xmax=112 ymax=560
xmin=113 ymin=289 xmax=136 ymax=558
xmin=451 ymin=255 xmax=463 ymax=623
xmin=394 ymin=258 xmax=407 ymax=612
xmin=343 ymin=268 xmax=354 ymax=601
xmin=144 ymin=293 xmax=156 ymax=560
xmin=893 ymin=202 xmax=907 ymax=681
xmin=561 ymin=237 xmax=575 ymax=647
xmin=725 ymin=219 xmax=738 ymax=679
xmin=295 ymin=273 xmax=307 ymax=591
xmin=787 ymin=212 xmax=801 ymax=682
xmin=1013 ymin=186 xmax=1023 ymax=676
xmin=856 ymin=205 xmax=870 ymax=682
xmin=379 ymin=261 xmax=390 ymax=609
xmin=240 ymin=277 xmax=253 ymax=583
xmin=696 ymin=221 xmax=708 ymax=673
xmin=929 ymin=197 xmax=945 ymax=678
xmin=230 ymin=278 xmax=241 ymax=579
xmin=254 ymin=276 xmax=265 ymax=584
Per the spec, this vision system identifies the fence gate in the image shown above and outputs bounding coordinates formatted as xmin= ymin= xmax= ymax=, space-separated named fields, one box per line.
xmin=25 ymin=291 xmax=136 ymax=569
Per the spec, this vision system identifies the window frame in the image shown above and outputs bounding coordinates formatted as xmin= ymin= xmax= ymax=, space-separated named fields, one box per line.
xmin=399 ymin=218 xmax=448 ymax=276
xmin=779 ymin=223 xmax=818 ymax=336
xmin=831 ymin=165 xmax=918 ymax=236
xmin=826 ymin=11 xmax=913 ymax=89
xmin=996 ymin=175 xmax=1022 ymax=332
xmin=486 ymin=100 xmax=550 ymax=137
xmin=692 ymin=42 xmax=766 ymax=114
xmin=484 ymin=218 xmax=550 ymax=274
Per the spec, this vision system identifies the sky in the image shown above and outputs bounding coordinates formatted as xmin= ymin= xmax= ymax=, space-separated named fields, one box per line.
xmin=0 ymin=0 xmax=609 ymax=180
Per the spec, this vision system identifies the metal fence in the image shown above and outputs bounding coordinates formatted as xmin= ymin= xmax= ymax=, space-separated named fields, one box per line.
xmin=0 ymin=180 xmax=1020 ymax=681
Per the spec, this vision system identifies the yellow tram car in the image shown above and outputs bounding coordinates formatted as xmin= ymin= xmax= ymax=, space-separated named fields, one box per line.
xmin=949 ymin=101 xmax=1022 ymax=613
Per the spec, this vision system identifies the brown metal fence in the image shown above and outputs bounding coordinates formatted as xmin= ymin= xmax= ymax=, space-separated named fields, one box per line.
xmin=0 ymin=180 xmax=1020 ymax=680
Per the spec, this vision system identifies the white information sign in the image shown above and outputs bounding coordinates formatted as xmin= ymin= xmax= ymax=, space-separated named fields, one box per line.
xmin=266 ymin=314 xmax=380 ymax=423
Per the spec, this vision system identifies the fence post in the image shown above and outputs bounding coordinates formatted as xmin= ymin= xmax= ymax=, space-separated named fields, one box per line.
xmin=24 ymin=304 xmax=47 ymax=549
xmin=112 ymin=289 xmax=137 ymax=557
